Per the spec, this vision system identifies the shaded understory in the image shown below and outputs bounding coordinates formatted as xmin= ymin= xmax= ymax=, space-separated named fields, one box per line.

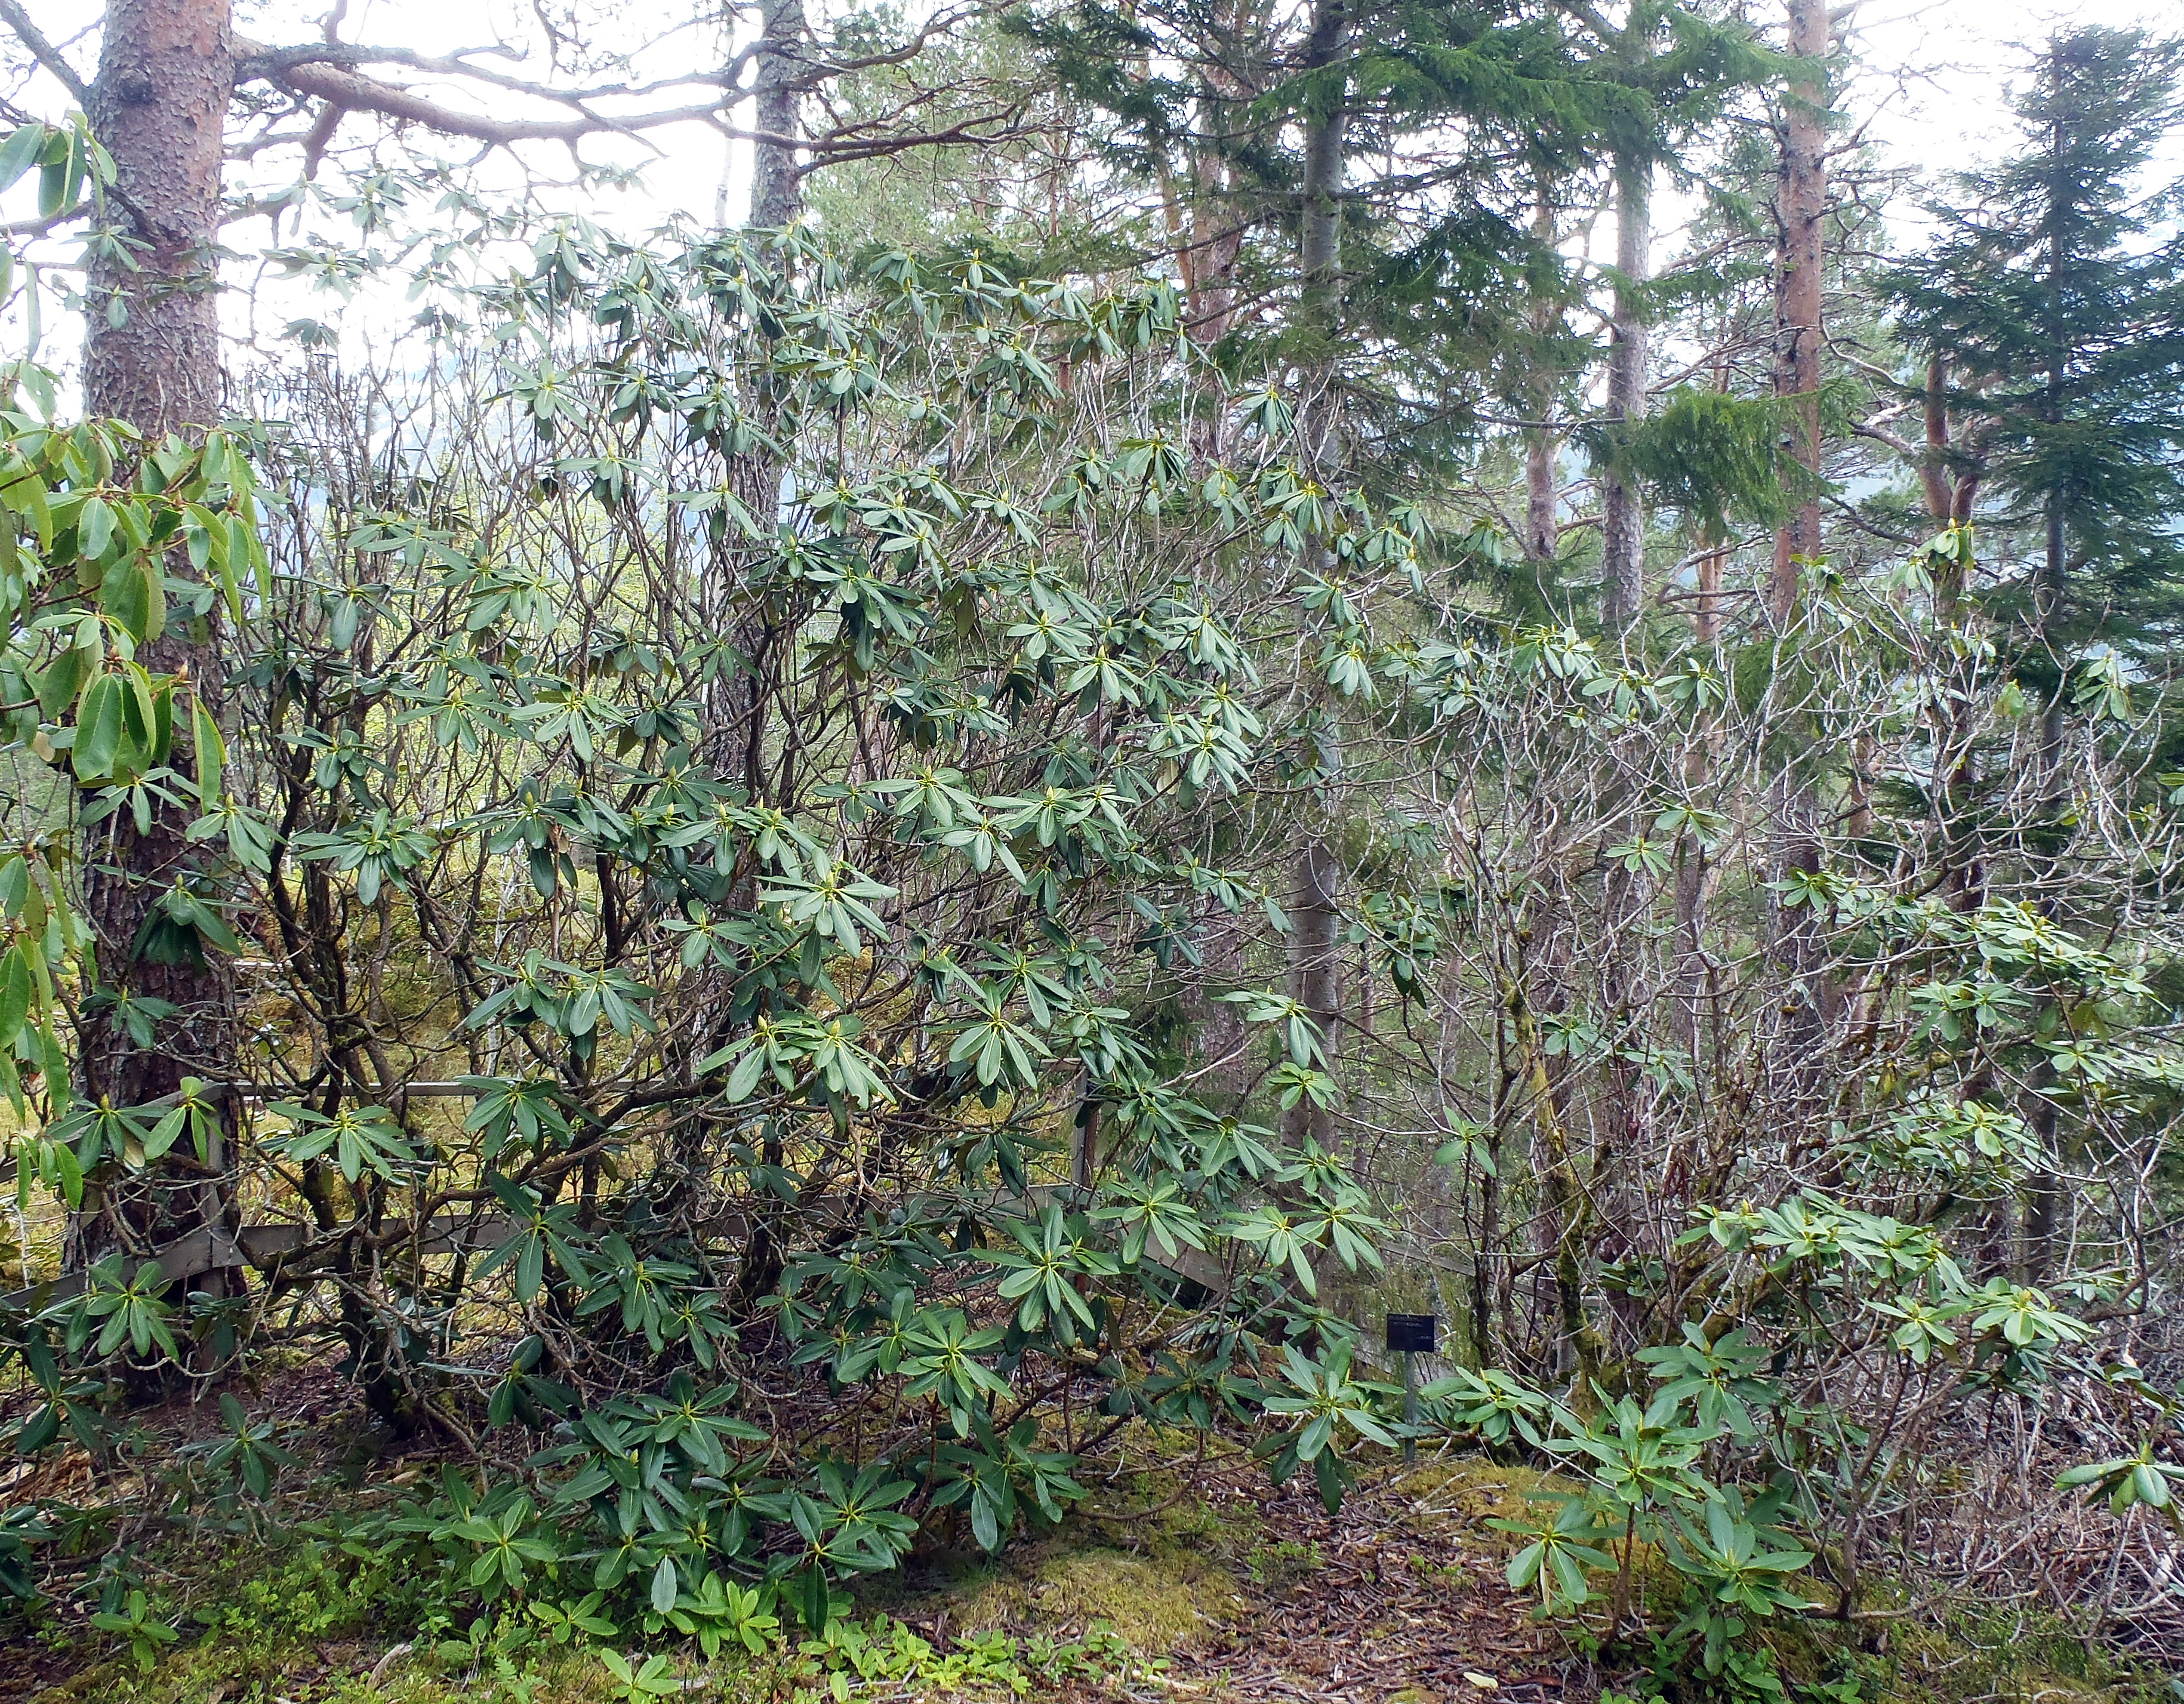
xmin=0 ymin=1425 xmax=2166 ymax=1704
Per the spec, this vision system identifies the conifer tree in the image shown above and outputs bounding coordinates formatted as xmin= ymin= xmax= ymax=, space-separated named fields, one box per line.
xmin=1885 ymin=27 xmax=2184 ymax=1276
xmin=1886 ymin=27 xmax=2184 ymax=662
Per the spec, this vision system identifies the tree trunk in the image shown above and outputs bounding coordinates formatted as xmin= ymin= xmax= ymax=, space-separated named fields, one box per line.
xmin=1769 ymin=0 xmax=1826 ymax=622
xmin=86 ymin=0 xmax=232 ymax=433
xmin=707 ymin=0 xmax=811 ymax=1311
xmin=2021 ymin=104 xmax=2069 ymax=1275
xmin=1283 ymin=0 xmax=1347 ymax=1152
xmin=1763 ymin=0 xmax=1834 ymax=1123
xmin=1671 ymin=531 xmax=1726 ymax=1061
xmin=1600 ymin=161 xmax=1649 ymax=632
xmin=1297 ymin=0 xmax=1345 ymax=306
xmin=2021 ymin=503 xmax=2067 ymax=1278
xmin=1285 ymin=836 xmax=1341 ymax=1149
xmin=750 ymin=0 xmax=809 ymax=229
xmin=1525 ymin=432 xmax=1559 ymax=565
xmin=74 ymin=0 xmax=241 ymax=1290
xmin=1522 ymin=188 xmax=1560 ymax=569
xmin=1504 ymin=957 xmax=1603 ymax=1399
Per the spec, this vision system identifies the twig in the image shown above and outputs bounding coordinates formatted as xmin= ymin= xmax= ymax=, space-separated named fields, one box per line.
xmin=365 ymin=1640 xmax=413 ymax=1689
xmin=0 ymin=0 xmax=91 ymax=107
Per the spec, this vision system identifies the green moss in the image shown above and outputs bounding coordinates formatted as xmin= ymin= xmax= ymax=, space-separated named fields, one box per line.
xmin=23 ymin=1457 xmax=2174 ymax=1704
xmin=1613 ymin=1574 xmax=2173 ymax=1704
xmin=855 ymin=1469 xmax=1253 ymax=1657
xmin=1855 ymin=1596 xmax=2171 ymax=1704
xmin=39 ymin=1646 xmax=609 ymax=1704
xmin=949 ymin=1541 xmax=1236 ymax=1652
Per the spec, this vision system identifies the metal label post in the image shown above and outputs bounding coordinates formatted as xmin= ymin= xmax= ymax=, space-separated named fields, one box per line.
xmin=1385 ymin=1313 xmax=1437 ymax=1464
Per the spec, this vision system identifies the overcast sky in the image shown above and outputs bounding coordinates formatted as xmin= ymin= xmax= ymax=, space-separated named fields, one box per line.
xmin=4 ymin=0 xmax=2182 ymax=380
xmin=1848 ymin=0 xmax=2184 ymax=168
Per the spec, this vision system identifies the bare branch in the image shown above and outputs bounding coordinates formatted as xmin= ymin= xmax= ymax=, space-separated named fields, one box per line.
xmin=0 ymin=0 xmax=91 ymax=107
xmin=240 ymin=44 xmax=729 ymax=150
xmin=793 ymin=107 xmax=1030 ymax=176
xmin=230 ymin=32 xmax=1032 ymax=171
xmin=2 ymin=196 xmax=87 ymax=234
xmin=803 ymin=5 xmax=990 ymax=82
xmin=235 ymin=38 xmax=747 ymax=110
xmin=1852 ymin=420 xmax=1917 ymax=458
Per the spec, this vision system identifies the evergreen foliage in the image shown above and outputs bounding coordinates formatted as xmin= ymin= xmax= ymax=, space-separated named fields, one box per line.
xmin=2 ymin=1 xmax=2184 ymax=1694
xmin=1884 ymin=27 xmax=2184 ymax=658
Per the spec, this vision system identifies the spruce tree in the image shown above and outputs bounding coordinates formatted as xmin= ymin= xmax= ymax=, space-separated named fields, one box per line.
xmin=1886 ymin=26 xmax=2184 ymax=663
xmin=1885 ymin=27 xmax=2184 ymax=1278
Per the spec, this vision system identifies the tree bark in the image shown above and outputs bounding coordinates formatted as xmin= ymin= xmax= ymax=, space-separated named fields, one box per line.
xmin=750 ymin=0 xmax=809 ymax=229
xmin=75 ymin=0 xmax=242 ymax=1287
xmin=1600 ymin=161 xmax=1649 ymax=632
xmin=1283 ymin=0 xmax=1347 ymax=1151
xmin=1768 ymin=0 xmax=1826 ymax=622
xmin=1522 ymin=186 xmax=1561 ymax=569
xmin=1297 ymin=0 xmax=1345 ymax=303
xmin=1525 ymin=433 xmax=1559 ymax=565
xmin=2021 ymin=64 xmax=2071 ymax=1278
xmin=1765 ymin=0 xmax=1832 ymax=1116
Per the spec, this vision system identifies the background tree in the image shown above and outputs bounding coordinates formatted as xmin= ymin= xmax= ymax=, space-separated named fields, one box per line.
xmin=1883 ymin=26 xmax=2184 ymax=1278
xmin=2 ymin=0 xmax=2184 ymax=1688
xmin=1 ymin=0 xmax=1022 ymax=1290
xmin=1884 ymin=27 xmax=2184 ymax=667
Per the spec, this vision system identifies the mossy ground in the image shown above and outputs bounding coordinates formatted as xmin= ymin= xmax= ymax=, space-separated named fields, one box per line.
xmin=8 ymin=1450 xmax=2173 ymax=1704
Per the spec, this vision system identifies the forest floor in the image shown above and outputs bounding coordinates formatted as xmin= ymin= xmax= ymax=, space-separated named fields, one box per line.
xmin=1 ymin=1430 xmax=2167 ymax=1704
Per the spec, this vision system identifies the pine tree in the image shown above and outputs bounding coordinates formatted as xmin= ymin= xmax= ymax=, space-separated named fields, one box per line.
xmin=1885 ymin=27 xmax=2184 ymax=1278
xmin=1886 ymin=27 xmax=2184 ymax=663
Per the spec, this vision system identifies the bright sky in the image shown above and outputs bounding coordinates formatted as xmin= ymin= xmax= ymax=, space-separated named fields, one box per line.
xmin=1847 ymin=0 xmax=2184 ymax=168
xmin=2 ymin=0 xmax=2180 ymax=383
